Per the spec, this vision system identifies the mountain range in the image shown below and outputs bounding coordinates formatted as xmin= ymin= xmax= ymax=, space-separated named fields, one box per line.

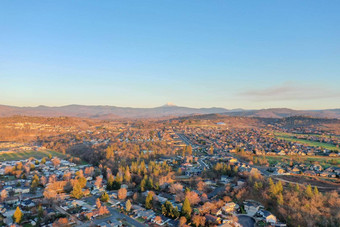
xmin=0 ymin=104 xmax=339 ymax=119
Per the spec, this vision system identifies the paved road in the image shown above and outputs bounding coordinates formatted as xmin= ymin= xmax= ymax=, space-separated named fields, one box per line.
xmin=81 ymin=196 xmax=146 ymax=227
xmin=237 ymin=215 xmax=255 ymax=227
xmin=54 ymin=205 xmax=83 ymax=226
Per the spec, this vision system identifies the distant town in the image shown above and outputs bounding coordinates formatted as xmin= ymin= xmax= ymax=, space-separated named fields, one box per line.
xmin=0 ymin=114 xmax=339 ymax=227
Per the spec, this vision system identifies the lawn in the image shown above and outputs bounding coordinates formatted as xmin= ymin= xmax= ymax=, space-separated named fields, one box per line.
xmin=274 ymin=132 xmax=340 ymax=152
xmin=0 ymin=149 xmax=67 ymax=161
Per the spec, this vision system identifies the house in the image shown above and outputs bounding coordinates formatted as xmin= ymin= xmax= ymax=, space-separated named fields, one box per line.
xmin=243 ymin=200 xmax=263 ymax=216
xmin=21 ymin=199 xmax=35 ymax=209
xmin=137 ymin=210 xmax=155 ymax=220
xmin=222 ymin=202 xmax=239 ymax=214
xmin=152 ymin=215 xmax=171 ymax=226
xmin=14 ymin=187 xmax=30 ymax=194
xmin=259 ymin=210 xmax=277 ymax=224
xmin=205 ymin=214 xmax=221 ymax=225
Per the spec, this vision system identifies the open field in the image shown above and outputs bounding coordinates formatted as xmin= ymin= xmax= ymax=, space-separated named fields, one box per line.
xmin=274 ymin=175 xmax=340 ymax=192
xmin=274 ymin=132 xmax=340 ymax=152
xmin=264 ymin=155 xmax=340 ymax=168
xmin=0 ymin=149 xmax=67 ymax=161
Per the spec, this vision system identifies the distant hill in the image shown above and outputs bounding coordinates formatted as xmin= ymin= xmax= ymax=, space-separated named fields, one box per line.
xmin=224 ymin=108 xmax=340 ymax=119
xmin=0 ymin=104 xmax=228 ymax=119
xmin=0 ymin=104 xmax=339 ymax=119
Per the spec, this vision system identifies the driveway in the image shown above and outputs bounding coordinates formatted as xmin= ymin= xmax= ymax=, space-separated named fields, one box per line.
xmin=237 ymin=215 xmax=255 ymax=227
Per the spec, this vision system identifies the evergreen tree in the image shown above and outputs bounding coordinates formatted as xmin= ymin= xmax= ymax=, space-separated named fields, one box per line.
xmin=106 ymin=175 xmax=114 ymax=190
xmin=100 ymin=191 xmax=109 ymax=202
xmin=181 ymin=197 xmax=192 ymax=220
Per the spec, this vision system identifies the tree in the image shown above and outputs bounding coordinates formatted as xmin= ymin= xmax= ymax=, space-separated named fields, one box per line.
xmin=192 ymin=215 xmax=205 ymax=227
xmin=96 ymin=198 xmax=102 ymax=209
xmin=185 ymin=191 xmax=201 ymax=205
xmin=71 ymin=181 xmax=83 ymax=199
xmin=13 ymin=206 xmax=22 ymax=223
xmin=95 ymin=176 xmax=102 ymax=188
xmin=31 ymin=174 xmax=40 ymax=190
xmin=209 ymin=145 xmax=214 ymax=155
xmin=181 ymin=197 xmax=192 ymax=220
xmin=170 ymin=183 xmax=183 ymax=194
xmin=187 ymin=145 xmax=192 ymax=156
xmin=106 ymin=175 xmax=114 ymax=190
xmin=313 ymin=186 xmax=319 ymax=196
xmin=53 ymin=217 xmax=70 ymax=227
xmin=154 ymin=216 xmax=162 ymax=224
xmin=179 ymin=216 xmax=187 ymax=226
xmin=51 ymin=157 xmax=60 ymax=167
xmin=100 ymin=191 xmax=109 ymax=202
xmin=118 ymin=188 xmax=127 ymax=200
xmin=1 ymin=189 xmax=8 ymax=201
xmin=305 ymin=184 xmax=313 ymax=198
xmin=277 ymin=193 xmax=284 ymax=205
xmin=77 ymin=176 xmax=87 ymax=189
xmin=145 ymin=191 xmax=154 ymax=209
xmin=106 ymin=146 xmax=114 ymax=159
xmin=124 ymin=166 xmax=131 ymax=182
xmin=126 ymin=199 xmax=132 ymax=212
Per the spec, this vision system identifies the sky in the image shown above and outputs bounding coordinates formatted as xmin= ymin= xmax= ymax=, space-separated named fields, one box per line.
xmin=1 ymin=1 xmax=339 ymax=110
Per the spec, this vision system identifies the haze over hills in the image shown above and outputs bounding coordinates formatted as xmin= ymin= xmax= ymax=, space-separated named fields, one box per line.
xmin=0 ymin=104 xmax=339 ymax=119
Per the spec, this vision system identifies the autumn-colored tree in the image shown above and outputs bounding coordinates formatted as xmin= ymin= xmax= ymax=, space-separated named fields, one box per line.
xmin=197 ymin=181 xmax=206 ymax=192
xmin=96 ymin=198 xmax=102 ymax=209
xmin=106 ymin=175 xmax=114 ymax=190
xmin=124 ymin=166 xmax=131 ymax=182
xmin=77 ymin=176 xmax=87 ymax=189
xmin=209 ymin=145 xmax=214 ymax=155
xmin=106 ymin=145 xmax=114 ymax=159
xmin=277 ymin=193 xmax=284 ymax=205
xmin=192 ymin=215 xmax=205 ymax=227
xmin=170 ymin=183 xmax=183 ymax=194
xmin=118 ymin=188 xmax=127 ymax=200
xmin=71 ymin=181 xmax=83 ymax=199
xmin=145 ymin=191 xmax=154 ymax=209
xmin=154 ymin=216 xmax=162 ymax=224
xmin=13 ymin=206 xmax=22 ymax=223
xmin=40 ymin=176 xmax=47 ymax=186
xmin=31 ymin=174 xmax=40 ymax=189
xmin=51 ymin=157 xmax=60 ymax=167
xmin=185 ymin=191 xmax=201 ymax=205
xmin=181 ymin=197 xmax=192 ymax=220
xmin=63 ymin=172 xmax=72 ymax=181
xmin=100 ymin=191 xmax=109 ymax=202
xmin=179 ymin=216 xmax=187 ymax=226
xmin=305 ymin=184 xmax=313 ymax=198
xmin=95 ymin=176 xmax=102 ymax=188
xmin=1 ymin=189 xmax=8 ymax=201
xmin=126 ymin=199 xmax=132 ymax=212
xmin=98 ymin=206 xmax=109 ymax=216
xmin=314 ymin=186 xmax=319 ymax=196
xmin=52 ymin=217 xmax=70 ymax=227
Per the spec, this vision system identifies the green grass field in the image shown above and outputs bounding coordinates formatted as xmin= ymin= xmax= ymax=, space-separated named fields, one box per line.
xmin=0 ymin=149 xmax=67 ymax=161
xmin=274 ymin=132 xmax=340 ymax=152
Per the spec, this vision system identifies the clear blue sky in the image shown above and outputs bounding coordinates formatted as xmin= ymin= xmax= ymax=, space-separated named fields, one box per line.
xmin=1 ymin=1 xmax=339 ymax=109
